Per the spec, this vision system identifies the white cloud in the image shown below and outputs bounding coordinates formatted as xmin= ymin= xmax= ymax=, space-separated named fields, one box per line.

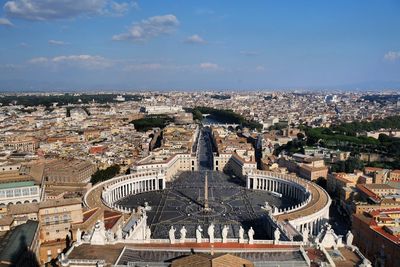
xmin=200 ymin=62 xmax=219 ymax=70
xmin=112 ymin=14 xmax=179 ymax=41
xmin=110 ymin=1 xmax=137 ymax=16
xmin=185 ymin=34 xmax=206 ymax=44
xmin=3 ymin=0 xmax=135 ymax=20
xmin=0 ymin=18 xmax=13 ymax=26
xmin=384 ymin=51 xmax=400 ymax=62
xmin=48 ymin=40 xmax=68 ymax=46
xmin=29 ymin=54 xmax=112 ymax=69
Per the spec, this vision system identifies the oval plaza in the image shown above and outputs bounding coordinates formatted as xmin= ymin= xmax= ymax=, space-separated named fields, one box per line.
xmin=72 ymin=125 xmax=370 ymax=267
xmin=84 ymin=125 xmax=331 ymax=241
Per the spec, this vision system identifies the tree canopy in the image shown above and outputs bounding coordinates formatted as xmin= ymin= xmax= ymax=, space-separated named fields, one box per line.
xmin=90 ymin=165 xmax=120 ymax=185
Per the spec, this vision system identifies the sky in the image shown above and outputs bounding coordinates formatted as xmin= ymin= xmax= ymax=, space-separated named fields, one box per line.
xmin=0 ymin=0 xmax=399 ymax=91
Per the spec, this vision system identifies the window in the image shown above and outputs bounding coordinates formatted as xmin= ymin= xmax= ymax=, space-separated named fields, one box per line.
xmin=30 ymin=187 xmax=38 ymax=195
xmin=6 ymin=190 xmax=13 ymax=198
xmin=63 ymin=214 xmax=69 ymax=223
xmin=22 ymin=188 xmax=29 ymax=196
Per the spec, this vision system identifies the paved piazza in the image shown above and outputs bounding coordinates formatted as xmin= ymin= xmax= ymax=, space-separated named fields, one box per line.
xmin=116 ymin=171 xmax=298 ymax=239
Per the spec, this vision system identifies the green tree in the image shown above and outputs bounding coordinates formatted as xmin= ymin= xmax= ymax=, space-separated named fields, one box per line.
xmin=90 ymin=165 xmax=121 ymax=184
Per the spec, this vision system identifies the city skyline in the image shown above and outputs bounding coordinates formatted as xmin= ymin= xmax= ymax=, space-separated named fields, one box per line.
xmin=0 ymin=0 xmax=400 ymax=91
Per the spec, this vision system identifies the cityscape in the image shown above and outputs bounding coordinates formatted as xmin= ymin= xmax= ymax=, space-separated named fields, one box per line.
xmin=1 ymin=1 xmax=400 ymax=267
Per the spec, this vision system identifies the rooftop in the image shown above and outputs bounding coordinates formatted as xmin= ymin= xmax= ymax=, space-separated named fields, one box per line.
xmin=39 ymin=198 xmax=82 ymax=209
xmin=0 ymin=220 xmax=39 ymax=264
xmin=0 ymin=180 xmax=35 ymax=190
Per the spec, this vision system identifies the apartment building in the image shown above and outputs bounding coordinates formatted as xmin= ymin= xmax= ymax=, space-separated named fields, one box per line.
xmin=38 ymin=198 xmax=83 ymax=264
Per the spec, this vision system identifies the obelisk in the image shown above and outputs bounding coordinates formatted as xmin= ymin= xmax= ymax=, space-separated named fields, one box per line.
xmin=204 ymin=172 xmax=210 ymax=211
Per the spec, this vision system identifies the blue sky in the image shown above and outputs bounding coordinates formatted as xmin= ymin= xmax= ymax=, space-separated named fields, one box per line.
xmin=0 ymin=0 xmax=399 ymax=91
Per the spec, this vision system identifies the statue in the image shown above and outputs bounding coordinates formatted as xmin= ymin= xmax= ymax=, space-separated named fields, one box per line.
xmin=326 ymin=223 xmax=332 ymax=231
xmin=263 ymin=202 xmax=271 ymax=213
xmin=169 ymin=226 xmax=176 ymax=244
xmin=146 ymin=226 xmax=151 ymax=241
xmin=90 ymin=220 xmax=107 ymax=245
xmin=106 ymin=229 xmax=115 ymax=242
xmin=144 ymin=202 xmax=152 ymax=211
xmin=222 ymin=225 xmax=229 ymax=243
xmin=302 ymin=226 xmax=309 ymax=244
xmin=248 ymin=227 xmax=255 ymax=244
xmin=196 ymin=225 xmax=203 ymax=243
xmin=76 ymin=228 xmax=82 ymax=243
xmin=116 ymin=224 xmax=123 ymax=240
xmin=274 ymin=228 xmax=281 ymax=243
xmin=238 ymin=226 xmax=244 ymax=243
xmin=208 ymin=223 xmax=215 ymax=243
xmin=180 ymin=226 xmax=187 ymax=243
xmin=346 ymin=230 xmax=354 ymax=246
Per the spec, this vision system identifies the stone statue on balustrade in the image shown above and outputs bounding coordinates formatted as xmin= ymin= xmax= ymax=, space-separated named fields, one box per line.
xmin=346 ymin=230 xmax=353 ymax=246
xmin=248 ymin=227 xmax=255 ymax=244
xmin=180 ymin=226 xmax=187 ymax=243
xmin=116 ymin=224 xmax=123 ymax=240
xmin=222 ymin=225 xmax=229 ymax=243
xmin=76 ymin=228 xmax=82 ymax=244
xmin=208 ymin=223 xmax=215 ymax=243
xmin=106 ymin=229 xmax=115 ymax=242
xmin=274 ymin=228 xmax=281 ymax=244
xmin=145 ymin=226 xmax=151 ymax=241
xmin=169 ymin=226 xmax=176 ymax=244
xmin=196 ymin=225 xmax=203 ymax=243
xmin=90 ymin=220 xmax=107 ymax=245
xmin=238 ymin=226 xmax=244 ymax=243
xmin=263 ymin=202 xmax=272 ymax=214
xmin=302 ymin=226 xmax=309 ymax=244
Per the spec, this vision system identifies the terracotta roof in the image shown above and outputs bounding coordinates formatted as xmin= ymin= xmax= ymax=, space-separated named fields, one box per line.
xmin=0 ymin=216 xmax=13 ymax=226
xmin=7 ymin=203 xmax=39 ymax=215
xmin=364 ymin=167 xmax=383 ymax=172
xmin=39 ymin=198 xmax=82 ymax=209
xmin=356 ymin=184 xmax=380 ymax=202
xmin=82 ymin=208 xmax=98 ymax=222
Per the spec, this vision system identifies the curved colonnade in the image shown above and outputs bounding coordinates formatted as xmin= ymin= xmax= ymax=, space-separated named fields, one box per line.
xmin=247 ymin=171 xmax=331 ymax=236
xmin=85 ymin=169 xmax=331 ymax=237
xmin=84 ymin=170 xmax=165 ymax=212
